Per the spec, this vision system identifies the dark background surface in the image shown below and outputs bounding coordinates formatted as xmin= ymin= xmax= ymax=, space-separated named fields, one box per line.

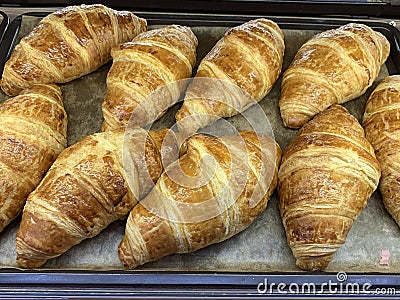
xmin=1 ymin=0 xmax=400 ymax=18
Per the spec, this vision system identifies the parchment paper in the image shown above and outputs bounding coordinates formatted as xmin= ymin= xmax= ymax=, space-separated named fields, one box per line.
xmin=0 ymin=16 xmax=398 ymax=272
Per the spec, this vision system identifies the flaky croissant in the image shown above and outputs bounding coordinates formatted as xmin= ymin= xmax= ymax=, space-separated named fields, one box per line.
xmin=175 ymin=19 xmax=284 ymax=134
xmin=0 ymin=84 xmax=67 ymax=233
xmin=279 ymin=23 xmax=390 ymax=129
xmin=1 ymin=4 xmax=147 ymax=96
xmin=363 ymin=75 xmax=400 ymax=227
xmin=101 ymin=25 xmax=197 ymax=131
xmin=278 ymin=104 xmax=380 ymax=271
xmin=16 ymin=127 xmax=173 ymax=268
xmin=118 ymin=131 xmax=281 ymax=269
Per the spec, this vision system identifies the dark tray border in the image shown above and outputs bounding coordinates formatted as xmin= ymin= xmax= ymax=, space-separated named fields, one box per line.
xmin=0 ymin=11 xmax=8 ymax=43
xmin=0 ymin=9 xmax=400 ymax=300
xmin=2 ymin=0 xmax=400 ymax=19
xmin=0 ymin=269 xmax=399 ymax=299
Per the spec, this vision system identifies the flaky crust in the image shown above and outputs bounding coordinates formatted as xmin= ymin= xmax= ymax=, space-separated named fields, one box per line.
xmin=0 ymin=84 xmax=67 ymax=233
xmin=101 ymin=25 xmax=197 ymax=131
xmin=278 ymin=105 xmax=380 ymax=271
xmin=363 ymin=75 xmax=400 ymax=228
xmin=16 ymin=127 xmax=170 ymax=268
xmin=176 ymin=18 xmax=284 ymax=134
xmin=279 ymin=23 xmax=390 ymax=129
xmin=1 ymin=4 xmax=147 ymax=96
xmin=118 ymin=131 xmax=281 ymax=269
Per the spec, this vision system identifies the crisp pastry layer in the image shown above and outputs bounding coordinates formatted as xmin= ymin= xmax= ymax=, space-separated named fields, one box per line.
xmin=279 ymin=23 xmax=390 ymax=129
xmin=1 ymin=4 xmax=147 ymax=96
xmin=278 ymin=104 xmax=380 ymax=271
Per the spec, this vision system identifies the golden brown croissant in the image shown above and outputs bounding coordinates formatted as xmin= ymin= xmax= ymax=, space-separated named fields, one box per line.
xmin=16 ymin=127 xmax=173 ymax=268
xmin=101 ymin=25 xmax=197 ymax=131
xmin=0 ymin=84 xmax=67 ymax=233
xmin=118 ymin=131 xmax=281 ymax=269
xmin=175 ymin=19 xmax=284 ymax=134
xmin=363 ymin=75 xmax=400 ymax=227
xmin=279 ymin=23 xmax=390 ymax=129
xmin=1 ymin=4 xmax=147 ymax=96
xmin=278 ymin=104 xmax=380 ymax=271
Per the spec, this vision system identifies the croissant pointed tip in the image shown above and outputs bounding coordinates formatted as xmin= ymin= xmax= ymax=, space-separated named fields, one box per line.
xmin=118 ymin=239 xmax=138 ymax=270
xmin=100 ymin=121 xmax=109 ymax=132
xmin=295 ymin=255 xmax=333 ymax=271
xmin=16 ymin=255 xmax=47 ymax=269
xmin=282 ymin=113 xmax=310 ymax=129
xmin=0 ymin=79 xmax=21 ymax=96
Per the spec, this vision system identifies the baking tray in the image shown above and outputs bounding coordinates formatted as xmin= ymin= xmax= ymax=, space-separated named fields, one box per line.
xmin=0 ymin=6 xmax=400 ymax=299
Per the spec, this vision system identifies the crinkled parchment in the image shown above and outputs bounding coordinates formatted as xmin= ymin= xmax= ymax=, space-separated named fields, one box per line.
xmin=0 ymin=16 xmax=398 ymax=272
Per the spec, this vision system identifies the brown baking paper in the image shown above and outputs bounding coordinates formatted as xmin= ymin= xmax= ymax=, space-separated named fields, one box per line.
xmin=0 ymin=16 xmax=398 ymax=272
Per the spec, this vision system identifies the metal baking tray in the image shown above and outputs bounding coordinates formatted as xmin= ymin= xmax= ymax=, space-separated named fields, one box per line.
xmin=3 ymin=0 xmax=400 ymax=18
xmin=0 ymin=3 xmax=400 ymax=299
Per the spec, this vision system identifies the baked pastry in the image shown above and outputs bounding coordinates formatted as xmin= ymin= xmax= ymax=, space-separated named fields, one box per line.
xmin=278 ymin=104 xmax=380 ymax=271
xmin=175 ymin=19 xmax=284 ymax=134
xmin=101 ymin=25 xmax=197 ymax=131
xmin=279 ymin=23 xmax=390 ymax=129
xmin=0 ymin=84 xmax=67 ymax=233
xmin=1 ymin=4 xmax=147 ymax=96
xmin=16 ymin=127 xmax=173 ymax=268
xmin=363 ymin=75 xmax=400 ymax=227
xmin=118 ymin=131 xmax=281 ymax=269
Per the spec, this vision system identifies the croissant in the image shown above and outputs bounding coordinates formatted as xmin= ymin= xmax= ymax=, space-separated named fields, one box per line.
xmin=101 ymin=25 xmax=197 ymax=131
xmin=16 ymin=127 xmax=174 ymax=268
xmin=0 ymin=4 xmax=147 ymax=96
xmin=278 ymin=105 xmax=380 ymax=271
xmin=0 ymin=84 xmax=67 ymax=233
xmin=279 ymin=23 xmax=390 ymax=129
xmin=175 ymin=18 xmax=284 ymax=134
xmin=363 ymin=75 xmax=400 ymax=227
xmin=118 ymin=131 xmax=281 ymax=269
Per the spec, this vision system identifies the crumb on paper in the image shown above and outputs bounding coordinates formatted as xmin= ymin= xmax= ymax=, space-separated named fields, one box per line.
xmin=380 ymin=250 xmax=390 ymax=266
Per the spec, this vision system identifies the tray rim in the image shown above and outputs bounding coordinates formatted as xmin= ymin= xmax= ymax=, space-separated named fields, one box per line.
xmin=0 ymin=269 xmax=399 ymax=298
xmin=1 ymin=0 xmax=400 ymax=19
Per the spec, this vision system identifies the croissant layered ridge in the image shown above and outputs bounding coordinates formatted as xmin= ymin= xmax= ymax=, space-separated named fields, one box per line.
xmin=15 ymin=127 xmax=173 ymax=268
xmin=363 ymin=75 xmax=400 ymax=228
xmin=102 ymin=25 xmax=198 ymax=131
xmin=0 ymin=84 xmax=67 ymax=233
xmin=278 ymin=105 xmax=380 ymax=271
xmin=119 ymin=131 xmax=281 ymax=269
xmin=176 ymin=18 xmax=284 ymax=134
xmin=279 ymin=23 xmax=390 ymax=129
xmin=1 ymin=4 xmax=147 ymax=96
